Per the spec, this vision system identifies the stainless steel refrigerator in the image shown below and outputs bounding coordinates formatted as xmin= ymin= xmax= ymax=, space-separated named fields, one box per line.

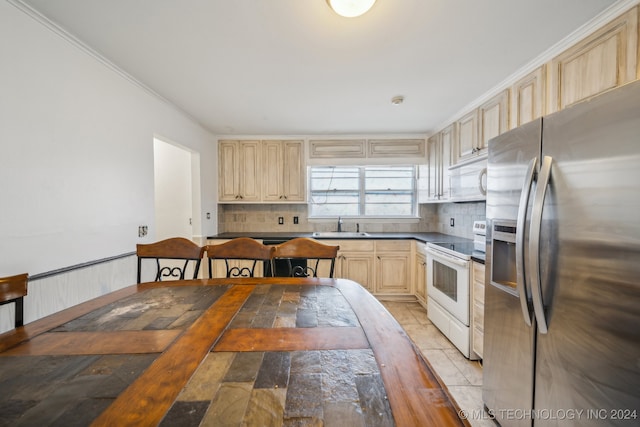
xmin=483 ymin=80 xmax=640 ymax=427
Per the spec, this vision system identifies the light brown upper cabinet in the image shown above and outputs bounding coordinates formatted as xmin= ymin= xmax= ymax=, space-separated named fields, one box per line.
xmin=308 ymin=139 xmax=425 ymax=161
xmin=425 ymin=125 xmax=453 ymax=202
xmin=367 ymin=139 xmax=426 ymax=158
xmin=510 ymin=66 xmax=546 ymax=129
xmin=262 ymin=140 xmax=305 ymax=202
xmin=548 ymin=7 xmax=638 ymax=113
xmin=218 ymin=140 xmax=304 ymax=203
xmin=479 ymin=90 xmax=509 ymax=154
xmin=454 ymin=109 xmax=479 ymax=164
xmin=309 ymin=139 xmax=366 ymax=159
xmin=455 ymin=90 xmax=509 ymax=164
xmin=218 ymin=140 xmax=261 ymax=202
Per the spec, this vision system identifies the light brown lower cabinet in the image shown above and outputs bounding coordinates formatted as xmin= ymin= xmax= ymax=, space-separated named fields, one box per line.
xmin=374 ymin=240 xmax=412 ymax=295
xmin=340 ymin=252 xmax=375 ymax=293
xmin=414 ymin=245 xmax=427 ymax=307
xmin=332 ymin=240 xmax=375 ymax=293
xmin=332 ymin=239 xmax=413 ymax=296
xmin=472 ymin=261 xmax=486 ymax=359
xmin=208 ymin=237 xmax=417 ymax=297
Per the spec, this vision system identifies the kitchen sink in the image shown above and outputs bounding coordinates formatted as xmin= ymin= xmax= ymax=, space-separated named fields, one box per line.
xmin=312 ymin=232 xmax=370 ymax=238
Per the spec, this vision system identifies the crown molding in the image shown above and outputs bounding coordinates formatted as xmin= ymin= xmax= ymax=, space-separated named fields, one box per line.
xmin=431 ymin=0 xmax=640 ymax=136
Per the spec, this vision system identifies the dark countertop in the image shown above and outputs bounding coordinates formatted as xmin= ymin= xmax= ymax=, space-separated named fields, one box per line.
xmin=208 ymin=231 xmax=463 ymax=243
xmin=208 ymin=232 xmax=486 ymax=263
xmin=471 ymin=253 xmax=486 ymax=264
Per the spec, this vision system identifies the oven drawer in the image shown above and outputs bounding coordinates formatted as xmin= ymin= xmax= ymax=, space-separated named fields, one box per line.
xmin=428 ymin=299 xmax=475 ymax=359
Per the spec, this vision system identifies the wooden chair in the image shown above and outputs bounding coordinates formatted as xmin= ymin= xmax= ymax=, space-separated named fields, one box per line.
xmin=0 ymin=273 xmax=28 ymax=328
xmin=206 ymin=238 xmax=274 ymax=278
xmin=136 ymin=238 xmax=205 ymax=283
xmin=271 ymin=238 xmax=340 ymax=278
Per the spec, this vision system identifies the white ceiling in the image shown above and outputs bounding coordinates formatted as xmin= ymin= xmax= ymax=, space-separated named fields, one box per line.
xmin=20 ymin=0 xmax=620 ymax=136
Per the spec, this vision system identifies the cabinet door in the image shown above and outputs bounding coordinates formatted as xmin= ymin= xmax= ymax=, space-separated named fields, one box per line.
xmin=372 ymin=240 xmax=412 ymax=295
xmin=376 ymin=252 xmax=411 ymax=294
xmin=425 ymin=126 xmax=453 ymax=202
xmin=282 ymin=141 xmax=305 ymax=201
xmin=455 ymin=109 xmax=479 ymax=164
xmin=218 ymin=141 xmax=239 ymax=201
xmin=416 ymin=164 xmax=429 ymax=204
xmin=510 ymin=66 xmax=545 ymax=129
xmin=309 ymin=139 xmax=366 ymax=159
xmin=262 ymin=140 xmax=305 ymax=202
xmin=238 ymin=141 xmax=261 ymax=201
xmin=415 ymin=252 xmax=427 ymax=304
xmin=472 ymin=261 xmax=485 ymax=359
xmin=548 ymin=8 xmax=638 ymax=113
xmin=340 ymin=252 xmax=375 ymax=293
xmin=479 ymin=90 xmax=509 ymax=153
xmin=439 ymin=124 xmax=454 ymax=200
xmin=368 ymin=139 xmax=426 ymax=158
xmin=262 ymin=141 xmax=284 ymax=201
xmin=426 ymin=134 xmax=440 ymax=200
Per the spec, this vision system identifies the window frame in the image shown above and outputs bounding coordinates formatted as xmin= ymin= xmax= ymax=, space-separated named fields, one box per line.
xmin=307 ymin=165 xmax=419 ymax=219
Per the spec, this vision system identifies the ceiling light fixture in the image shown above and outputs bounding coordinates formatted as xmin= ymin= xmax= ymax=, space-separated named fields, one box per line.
xmin=326 ymin=0 xmax=376 ymax=18
xmin=391 ymin=95 xmax=404 ymax=105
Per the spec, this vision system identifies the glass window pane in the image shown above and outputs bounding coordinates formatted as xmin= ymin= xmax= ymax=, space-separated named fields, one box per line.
xmin=365 ymin=203 xmax=413 ymax=216
xmin=312 ymin=203 xmax=359 ymax=216
xmin=309 ymin=165 xmax=416 ymax=217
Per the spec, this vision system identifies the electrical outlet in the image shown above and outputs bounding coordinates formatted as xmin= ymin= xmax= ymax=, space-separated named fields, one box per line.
xmin=278 ymin=217 xmax=284 ymax=225
xmin=138 ymin=225 xmax=148 ymax=237
xmin=450 ymin=218 xmax=455 ymax=227
xmin=293 ymin=216 xmax=299 ymax=224
xmin=206 ymin=212 xmax=211 ymax=220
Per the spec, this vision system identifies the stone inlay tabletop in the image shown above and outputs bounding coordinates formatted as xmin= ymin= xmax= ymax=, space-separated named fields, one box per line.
xmin=0 ymin=278 xmax=469 ymax=426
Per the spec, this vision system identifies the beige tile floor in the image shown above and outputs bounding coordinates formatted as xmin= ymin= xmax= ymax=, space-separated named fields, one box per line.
xmin=381 ymin=301 xmax=496 ymax=427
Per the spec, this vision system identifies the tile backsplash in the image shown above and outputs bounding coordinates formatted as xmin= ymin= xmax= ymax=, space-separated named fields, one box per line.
xmin=218 ymin=202 xmax=485 ymax=239
xmin=435 ymin=201 xmax=486 ymax=239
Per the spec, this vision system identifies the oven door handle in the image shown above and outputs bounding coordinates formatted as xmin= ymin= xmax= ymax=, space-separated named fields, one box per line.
xmin=426 ymin=248 xmax=469 ymax=267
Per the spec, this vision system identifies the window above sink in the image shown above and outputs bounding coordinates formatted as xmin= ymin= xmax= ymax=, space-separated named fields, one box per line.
xmin=308 ymin=166 xmax=418 ymax=218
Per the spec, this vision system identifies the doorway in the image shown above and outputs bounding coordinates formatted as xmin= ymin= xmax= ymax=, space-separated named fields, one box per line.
xmin=153 ymin=137 xmax=200 ymax=241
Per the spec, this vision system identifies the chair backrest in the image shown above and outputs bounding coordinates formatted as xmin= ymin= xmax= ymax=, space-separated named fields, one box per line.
xmin=136 ymin=238 xmax=205 ymax=283
xmin=271 ymin=238 xmax=340 ymax=278
xmin=0 ymin=273 xmax=28 ymax=328
xmin=206 ymin=238 xmax=274 ymax=278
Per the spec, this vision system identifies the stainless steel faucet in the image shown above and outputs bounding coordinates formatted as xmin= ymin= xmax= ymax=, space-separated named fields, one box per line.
xmin=337 ymin=216 xmax=343 ymax=232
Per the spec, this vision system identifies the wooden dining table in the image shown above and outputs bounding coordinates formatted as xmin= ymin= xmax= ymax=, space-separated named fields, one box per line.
xmin=0 ymin=277 xmax=469 ymax=426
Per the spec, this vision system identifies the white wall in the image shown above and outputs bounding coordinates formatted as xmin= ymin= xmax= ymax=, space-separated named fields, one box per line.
xmin=0 ymin=2 xmax=217 ymax=331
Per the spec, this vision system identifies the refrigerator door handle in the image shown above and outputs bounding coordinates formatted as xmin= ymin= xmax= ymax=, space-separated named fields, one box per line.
xmin=529 ymin=155 xmax=552 ymax=334
xmin=516 ymin=157 xmax=537 ymax=327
